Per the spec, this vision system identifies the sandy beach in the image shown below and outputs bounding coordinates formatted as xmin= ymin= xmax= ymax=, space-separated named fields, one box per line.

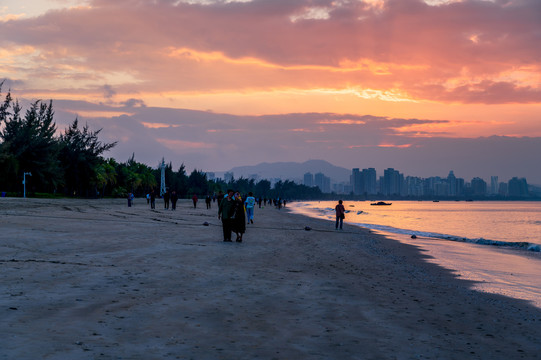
xmin=0 ymin=198 xmax=539 ymax=360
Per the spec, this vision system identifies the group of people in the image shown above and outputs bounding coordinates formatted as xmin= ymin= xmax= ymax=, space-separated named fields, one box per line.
xmin=132 ymin=189 xmax=347 ymax=238
xmin=143 ymin=189 xmax=179 ymax=210
xmin=218 ymin=190 xmax=256 ymax=242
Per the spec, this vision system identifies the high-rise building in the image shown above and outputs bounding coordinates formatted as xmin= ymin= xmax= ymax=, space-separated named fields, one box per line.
xmin=350 ymin=167 xmax=377 ymax=195
xmin=383 ymin=168 xmax=402 ymax=196
xmin=351 ymin=168 xmax=362 ymax=194
xmin=303 ymin=172 xmax=314 ymax=187
xmin=362 ymin=168 xmax=377 ymax=195
xmin=405 ymin=176 xmax=424 ymax=196
xmin=471 ymin=177 xmax=487 ymax=196
xmin=498 ymin=182 xmax=508 ymax=196
xmin=447 ymin=171 xmax=457 ymax=196
xmin=315 ymin=172 xmax=331 ymax=193
xmin=224 ymin=172 xmax=234 ymax=183
xmin=508 ymin=177 xmax=528 ymax=197
xmin=456 ymin=178 xmax=465 ymax=195
xmin=490 ymin=176 xmax=499 ymax=195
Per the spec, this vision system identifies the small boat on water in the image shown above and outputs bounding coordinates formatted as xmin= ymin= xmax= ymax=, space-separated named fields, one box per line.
xmin=370 ymin=201 xmax=392 ymax=206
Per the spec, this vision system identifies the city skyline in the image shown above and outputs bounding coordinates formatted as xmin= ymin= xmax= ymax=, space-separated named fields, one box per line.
xmin=1 ymin=1 xmax=540 ymax=183
xmin=217 ymin=161 xmax=534 ymax=196
xmin=218 ymin=159 xmax=534 ymax=186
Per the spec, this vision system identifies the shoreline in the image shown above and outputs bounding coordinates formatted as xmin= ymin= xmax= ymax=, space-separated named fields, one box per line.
xmin=289 ymin=200 xmax=541 ymax=309
xmin=288 ymin=200 xmax=541 ymax=251
xmin=1 ymin=198 xmax=540 ymax=359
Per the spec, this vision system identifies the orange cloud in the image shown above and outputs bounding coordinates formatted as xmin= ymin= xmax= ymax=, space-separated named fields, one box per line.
xmin=156 ymin=138 xmax=215 ymax=150
xmin=0 ymin=0 xmax=540 ymax=145
xmin=141 ymin=122 xmax=180 ymax=129
xmin=347 ymin=143 xmax=413 ymax=149
xmin=377 ymin=143 xmax=413 ymax=148
xmin=318 ymin=119 xmax=366 ymax=125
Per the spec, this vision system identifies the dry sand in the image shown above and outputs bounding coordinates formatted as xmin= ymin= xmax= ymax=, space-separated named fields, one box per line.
xmin=0 ymin=197 xmax=539 ymax=360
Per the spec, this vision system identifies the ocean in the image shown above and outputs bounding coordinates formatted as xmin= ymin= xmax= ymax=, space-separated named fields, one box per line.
xmin=288 ymin=200 xmax=541 ymax=308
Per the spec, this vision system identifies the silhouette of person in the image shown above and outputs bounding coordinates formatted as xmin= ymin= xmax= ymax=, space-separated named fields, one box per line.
xmin=232 ymin=191 xmax=246 ymax=242
xmin=164 ymin=190 xmax=170 ymax=209
xmin=218 ymin=189 xmax=235 ymax=242
xmin=150 ymin=190 xmax=156 ymax=209
xmin=217 ymin=191 xmax=224 ymax=207
xmin=335 ymin=200 xmax=345 ymax=230
xmin=171 ymin=190 xmax=178 ymax=210
xmin=192 ymin=194 xmax=198 ymax=208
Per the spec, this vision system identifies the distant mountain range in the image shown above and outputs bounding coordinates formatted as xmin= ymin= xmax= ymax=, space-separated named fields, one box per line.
xmin=218 ymin=160 xmax=351 ymax=184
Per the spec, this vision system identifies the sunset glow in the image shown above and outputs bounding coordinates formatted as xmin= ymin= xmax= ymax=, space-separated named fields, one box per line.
xmin=1 ymin=0 xmax=540 ymax=181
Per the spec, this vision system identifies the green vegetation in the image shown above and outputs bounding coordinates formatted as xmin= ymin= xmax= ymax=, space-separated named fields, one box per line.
xmin=0 ymin=85 xmax=321 ymax=200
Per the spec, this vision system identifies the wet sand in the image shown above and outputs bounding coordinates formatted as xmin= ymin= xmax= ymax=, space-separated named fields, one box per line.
xmin=0 ymin=198 xmax=539 ymax=359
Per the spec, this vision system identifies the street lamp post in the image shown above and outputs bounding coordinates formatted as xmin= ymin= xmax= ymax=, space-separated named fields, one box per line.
xmin=23 ymin=172 xmax=32 ymax=198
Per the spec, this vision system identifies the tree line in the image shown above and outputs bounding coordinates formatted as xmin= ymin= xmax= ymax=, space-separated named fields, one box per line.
xmin=0 ymin=86 xmax=322 ymax=200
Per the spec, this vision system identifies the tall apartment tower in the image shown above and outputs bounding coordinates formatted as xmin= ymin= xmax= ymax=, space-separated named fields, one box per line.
xmin=351 ymin=168 xmax=361 ymax=194
xmin=363 ymin=168 xmax=377 ymax=195
xmin=490 ymin=176 xmax=499 ymax=195
xmin=383 ymin=168 xmax=402 ymax=196
xmin=314 ymin=172 xmax=331 ymax=193
xmin=314 ymin=172 xmax=325 ymax=192
xmin=304 ymin=172 xmax=314 ymax=187
xmin=351 ymin=168 xmax=377 ymax=195
xmin=447 ymin=171 xmax=457 ymax=196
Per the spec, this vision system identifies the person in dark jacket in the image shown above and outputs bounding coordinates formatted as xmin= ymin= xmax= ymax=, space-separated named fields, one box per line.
xmin=164 ymin=190 xmax=170 ymax=209
xmin=150 ymin=190 xmax=156 ymax=209
xmin=218 ymin=190 xmax=235 ymax=242
xmin=335 ymin=199 xmax=345 ymax=230
xmin=232 ymin=191 xmax=246 ymax=242
xmin=170 ymin=190 xmax=178 ymax=210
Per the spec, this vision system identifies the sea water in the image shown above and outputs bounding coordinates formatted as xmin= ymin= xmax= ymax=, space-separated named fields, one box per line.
xmin=288 ymin=201 xmax=541 ymax=308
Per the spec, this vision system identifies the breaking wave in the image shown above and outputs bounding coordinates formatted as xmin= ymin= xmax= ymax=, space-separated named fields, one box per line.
xmin=351 ymin=222 xmax=541 ymax=252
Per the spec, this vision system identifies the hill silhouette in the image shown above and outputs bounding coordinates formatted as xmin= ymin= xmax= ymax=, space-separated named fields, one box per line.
xmin=223 ymin=160 xmax=351 ymax=184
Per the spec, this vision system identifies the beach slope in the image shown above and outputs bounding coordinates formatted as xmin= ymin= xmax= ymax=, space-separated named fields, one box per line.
xmin=0 ymin=198 xmax=539 ymax=359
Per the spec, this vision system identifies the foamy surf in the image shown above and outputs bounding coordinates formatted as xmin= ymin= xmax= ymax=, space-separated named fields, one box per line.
xmin=349 ymin=221 xmax=541 ymax=252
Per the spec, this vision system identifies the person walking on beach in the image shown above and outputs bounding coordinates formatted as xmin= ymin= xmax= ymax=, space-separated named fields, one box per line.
xmin=170 ymin=190 xmax=178 ymax=210
xmin=217 ymin=191 xmax=224 ymax=207
xmin=232 ymin=191 xmax=246 ymax=242
xmin=127 ymin=192 xmax=134 ymax=207
xmin=245 ymin=192 xmax=256 ymax=224
xmin=205 ymin=194 xmax=212 ymax=209
xmin=335 ymin=200 xmax=345 ymax=230
xmin=218 ymin=189 xmax=235 ymax=242
xmin=192 ymin=194 xmax=198 ymax=208
xmin=164 ymin=190 xmax=170 ymax=209
xmin=150 ymin=190 xmax=156 ymax=209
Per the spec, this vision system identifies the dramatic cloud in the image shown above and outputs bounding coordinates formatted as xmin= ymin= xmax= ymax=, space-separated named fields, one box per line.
xmin=1 ymin=0 xmax=540 ymax=182
xmin=48 ymin=101 xmax=541 ymax=183
xmin=2 ymin=0 xmax=540 ymax=104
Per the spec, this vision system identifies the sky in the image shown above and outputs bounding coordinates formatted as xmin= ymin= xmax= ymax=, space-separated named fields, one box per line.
xmin=1 ymin=0 xmax=540 ymax=183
